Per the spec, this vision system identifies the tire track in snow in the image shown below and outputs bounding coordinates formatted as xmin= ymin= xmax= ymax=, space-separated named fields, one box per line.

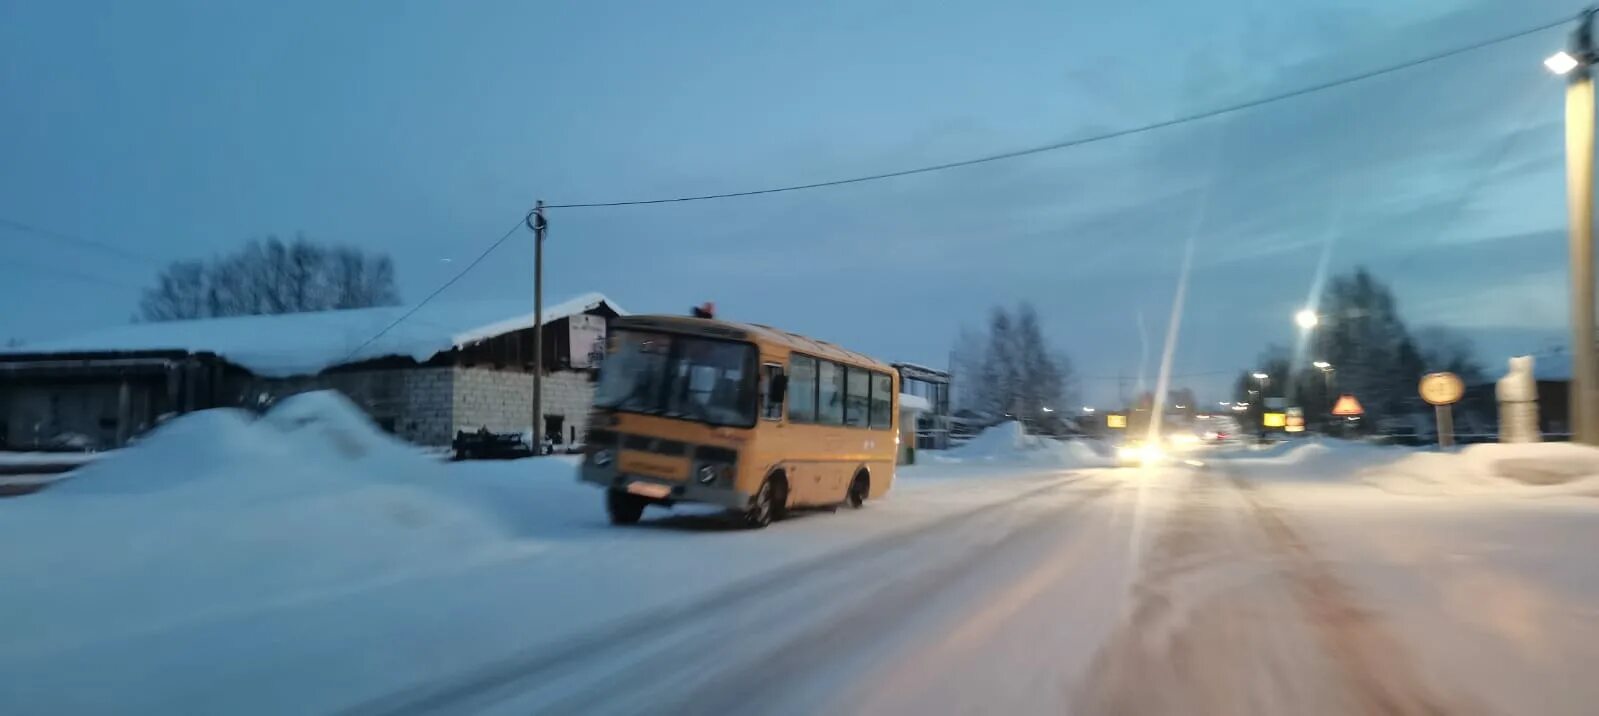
xmin=339 ymin=472 xmax=1103 ymax=716
xmin=1074 ymin=468 xmax=1469 ymax=716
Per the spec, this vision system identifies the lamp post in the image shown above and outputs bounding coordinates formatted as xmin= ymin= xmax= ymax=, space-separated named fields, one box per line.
xmin=1548 ymin=10 xmax=1599 ymax=445
xmin=1252 ymin=371 xmax=1270 ymax=438
xmin=1313 ymin=361 xmax=1336 ymax=430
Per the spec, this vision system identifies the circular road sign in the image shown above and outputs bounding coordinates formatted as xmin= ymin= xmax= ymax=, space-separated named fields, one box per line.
xmin=1418 ymin=372 xmax=1465 ymax=406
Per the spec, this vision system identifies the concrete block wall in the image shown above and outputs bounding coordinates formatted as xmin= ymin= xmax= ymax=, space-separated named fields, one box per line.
xmin=235 ymin=367 xmax=454 ymax=446
xmin=451 ymin=367 xmax=595 ymax=446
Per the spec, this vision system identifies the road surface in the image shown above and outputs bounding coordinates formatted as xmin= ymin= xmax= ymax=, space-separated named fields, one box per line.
xmin=340 ymin=458 xmax=1598 ymax=716
xmin=4 ymin=454 xmax=1596 ymax=715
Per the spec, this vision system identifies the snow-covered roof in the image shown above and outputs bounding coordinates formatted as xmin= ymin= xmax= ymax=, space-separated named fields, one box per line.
xmin=9 ymin=292 xmax=624 ymax=378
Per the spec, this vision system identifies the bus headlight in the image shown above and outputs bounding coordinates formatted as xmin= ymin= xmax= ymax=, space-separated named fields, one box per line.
xmin=591 ymin=449 xmax=614 ymax=467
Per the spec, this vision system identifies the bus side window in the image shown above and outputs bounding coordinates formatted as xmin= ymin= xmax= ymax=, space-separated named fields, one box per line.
xmin=789 ymin=355 xmax=817 ymax=423
xmin=870 ymin=372 xmax=894 ymax=429
xmin=761 ymin=364 xmax=786 ymax=421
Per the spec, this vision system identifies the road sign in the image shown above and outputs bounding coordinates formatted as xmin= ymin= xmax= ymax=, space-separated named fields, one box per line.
xmin=1418 ymin=372 xmax=1464 ymax=406
xmin=1106 ymin=414 xmax=1127 ymax=429
xmin=1418 ymin=372 xmax=1464 ymax=448
xmin=1285 ymin=407 xmax=1305 ymax=433
xmin=1263 ymin=412 xmax=1287 ymax=428
xmin=1331 ymin=394 xmax=1364 ymax=416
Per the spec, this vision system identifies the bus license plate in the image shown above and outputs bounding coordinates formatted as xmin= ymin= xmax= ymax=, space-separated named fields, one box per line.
xmin=626 ymin=482 xmax=671 ymax=499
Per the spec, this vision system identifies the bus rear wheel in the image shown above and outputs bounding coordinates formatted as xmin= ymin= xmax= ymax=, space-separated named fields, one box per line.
xmin=607 ymin=489 xmax=647 ymax=525
xmin=846 ymin=471 xmax=869 ymax=509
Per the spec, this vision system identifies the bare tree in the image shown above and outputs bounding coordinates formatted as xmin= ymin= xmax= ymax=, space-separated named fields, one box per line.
xmin=138 ymin=260 xmax=207 ymax=321
xmin=137 ymin=234 xmax=400 ymax=321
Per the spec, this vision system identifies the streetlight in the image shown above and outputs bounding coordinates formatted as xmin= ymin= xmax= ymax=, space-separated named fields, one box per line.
xmin=1312 ymin=360 xmax=1331 ymax=369
xmin=1294 ymin=309 xmax=1319 ymax=330
xmin=1251 ymin=372 xmax=1269 ymax=380
xmin=1042 ymin=406 xmax=1055 ymax=413
xmin=1081 ymin=406 xmax=1095 ymax=413
xmin=1549 ymin=50 xmax=1581 ymax=75
xmin=1551 ymin=10 xmax=1599 ymax=445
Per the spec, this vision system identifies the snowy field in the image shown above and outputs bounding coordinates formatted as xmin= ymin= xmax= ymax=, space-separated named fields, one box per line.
xmin=2 ymin=400 xmax=1596 ymax=715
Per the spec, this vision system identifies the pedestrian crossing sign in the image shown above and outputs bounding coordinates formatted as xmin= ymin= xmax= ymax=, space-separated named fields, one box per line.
xmin=1331 ymin=395 xmax=1364 ymax=416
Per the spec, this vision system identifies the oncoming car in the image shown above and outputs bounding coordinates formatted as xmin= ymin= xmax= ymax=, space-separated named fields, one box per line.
xmin=1115 ymin=431 xmax=1203 ymax=467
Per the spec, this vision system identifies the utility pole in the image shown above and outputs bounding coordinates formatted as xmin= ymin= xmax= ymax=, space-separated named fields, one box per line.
xmin=1564 ymin=11 xmax=1599 ymax=445
xmin=529 ymin=201 xmax=548 ymax=452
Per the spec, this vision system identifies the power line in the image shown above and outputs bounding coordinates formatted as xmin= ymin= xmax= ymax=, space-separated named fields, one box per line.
xmin=544 ymin=15 xmax=1572 ymax=209
xmin=0 ymin=216 xmax=166 ymax=266
xmin=0 ymin=258 xmax=144 ymax=292
xmin=336 ymin=219 xmax=527 ymax=365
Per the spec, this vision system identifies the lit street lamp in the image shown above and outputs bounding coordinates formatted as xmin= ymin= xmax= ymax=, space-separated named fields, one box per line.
xmin=1081 ymin=406 xmax=1095 ymax=413
xmin=1549 ymin=10 xmax=1599 ymax=445
xmin=1041 ymin=406 xmax=1055 ymax=413
xmin=1251 ymin=372 xmax=1269 ymax=380
xmin=1294 ymin=309 xmax=1319 ymax=330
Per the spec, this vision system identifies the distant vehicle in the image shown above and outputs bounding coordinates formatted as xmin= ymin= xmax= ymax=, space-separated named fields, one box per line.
xmin=1200 ymin=415 xmax=1241 ymax=442
xmin=580 ymin=315 xmax=899 ymax=528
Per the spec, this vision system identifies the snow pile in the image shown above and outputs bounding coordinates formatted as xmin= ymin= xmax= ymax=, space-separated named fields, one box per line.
xmin=1363 ymin=442 xmax=1599 ymax=497
xmin=0 ymin=391 xmax=531 ymax=655
xmin=1212 ymin=439 xmax=1412 ymax=483
xmin=932 ymin=422 xmax=1110 ymax=468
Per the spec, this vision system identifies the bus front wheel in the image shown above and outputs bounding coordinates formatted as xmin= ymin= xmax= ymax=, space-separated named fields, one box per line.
xmin=607 ymin=489 xmax=647 ymax=525
xmin=744 ymin=475 xmax=787 ymax=529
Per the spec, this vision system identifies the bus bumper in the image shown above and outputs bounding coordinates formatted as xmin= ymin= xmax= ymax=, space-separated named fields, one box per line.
xmin=580 ymin=463 xmax=752 ymax=510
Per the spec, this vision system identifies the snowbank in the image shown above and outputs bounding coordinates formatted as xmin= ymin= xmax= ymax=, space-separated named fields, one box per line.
xmin=1211 ymin=439 xmax=1412 ymax=483
xmin=0 ymin=391 xmax=534 ymax=655
xmin=1364 ymin=442 xmax=1599 ymax=497
xmin=931 ymin=422 xmax=1111 ymax=469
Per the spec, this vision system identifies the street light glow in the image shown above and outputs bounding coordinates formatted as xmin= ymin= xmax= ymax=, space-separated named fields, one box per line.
xmin=1041 ymin=406 xmax=1055 ymax=413
xmin=1547 ymin=51 xmax=1581 ymax=75
xmin=1082 ymin=406 xmax=1095 ymax=413
xmin=1252 ymin=372 xmax=1269 ymax=380
xmin=1312 ymin=361 xmax=1332 ymax=369
xmin=1295 ymin=309 xmax=1319 ymax=329
xmin=1218 ymin=401 xmax=1231 ymax=407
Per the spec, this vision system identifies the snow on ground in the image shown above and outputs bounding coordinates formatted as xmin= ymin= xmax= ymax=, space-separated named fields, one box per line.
xmin=929 ymin=421 xmax=1112 ymax=469
xmin=1214 ymin=438 xmax=1411 ymax=482
xmin=1363 ymin=442 xmax=1599 ymax=497
xmin=1212 ymin=441 xmax=1599 ymax=715
xmin=0 ymin=451 xmax=101 ymax=466
xmin=0 ymin=400 xmax=1099 ymax=714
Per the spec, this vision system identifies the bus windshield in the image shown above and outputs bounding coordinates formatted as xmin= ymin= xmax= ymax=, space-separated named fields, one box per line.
xmin=595 ymin=329 xmax=757 ymax=428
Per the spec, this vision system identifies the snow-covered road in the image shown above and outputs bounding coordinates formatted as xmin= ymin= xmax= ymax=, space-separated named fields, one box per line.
xmin=4 ymin=414 xmax=1598 ymax=715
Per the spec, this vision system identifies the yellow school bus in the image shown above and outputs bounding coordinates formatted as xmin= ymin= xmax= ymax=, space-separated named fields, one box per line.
xmin=580 ymin=315 xmax=898 ymax=528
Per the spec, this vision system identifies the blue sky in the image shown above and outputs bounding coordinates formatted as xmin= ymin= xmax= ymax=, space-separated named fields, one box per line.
xmin=0 ymin=0 xmax=1585 ymax=404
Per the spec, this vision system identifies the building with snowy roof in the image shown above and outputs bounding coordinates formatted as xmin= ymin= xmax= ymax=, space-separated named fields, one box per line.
xmin=0 ymin=293 xmax=625 ymax=450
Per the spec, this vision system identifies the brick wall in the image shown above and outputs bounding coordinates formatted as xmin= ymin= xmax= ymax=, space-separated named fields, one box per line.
xmin=451 ymin=367 xmax=595 ymax=447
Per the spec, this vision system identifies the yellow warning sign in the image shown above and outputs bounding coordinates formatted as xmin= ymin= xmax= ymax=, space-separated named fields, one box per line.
xmin=1263 ymin=412 xmax=1287 ymax=428
xmin=1106 ymin=414 xmax=1127 ymax=429
xmin=1331 ymin=394 xmax=1364 ymax=416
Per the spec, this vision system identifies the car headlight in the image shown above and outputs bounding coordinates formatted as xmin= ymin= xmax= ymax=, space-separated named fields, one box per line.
xmin=1138 ymin=444 xmax=1166 ymax=463
xmin=1117 ymin=446 xmax=1139 ymax=460
xmin=591 ymin=448 xmax=614 ymax=467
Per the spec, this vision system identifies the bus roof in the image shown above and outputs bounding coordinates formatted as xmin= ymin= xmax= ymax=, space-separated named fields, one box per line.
xmin=612 ymin=315 xmax=892 ymax=372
